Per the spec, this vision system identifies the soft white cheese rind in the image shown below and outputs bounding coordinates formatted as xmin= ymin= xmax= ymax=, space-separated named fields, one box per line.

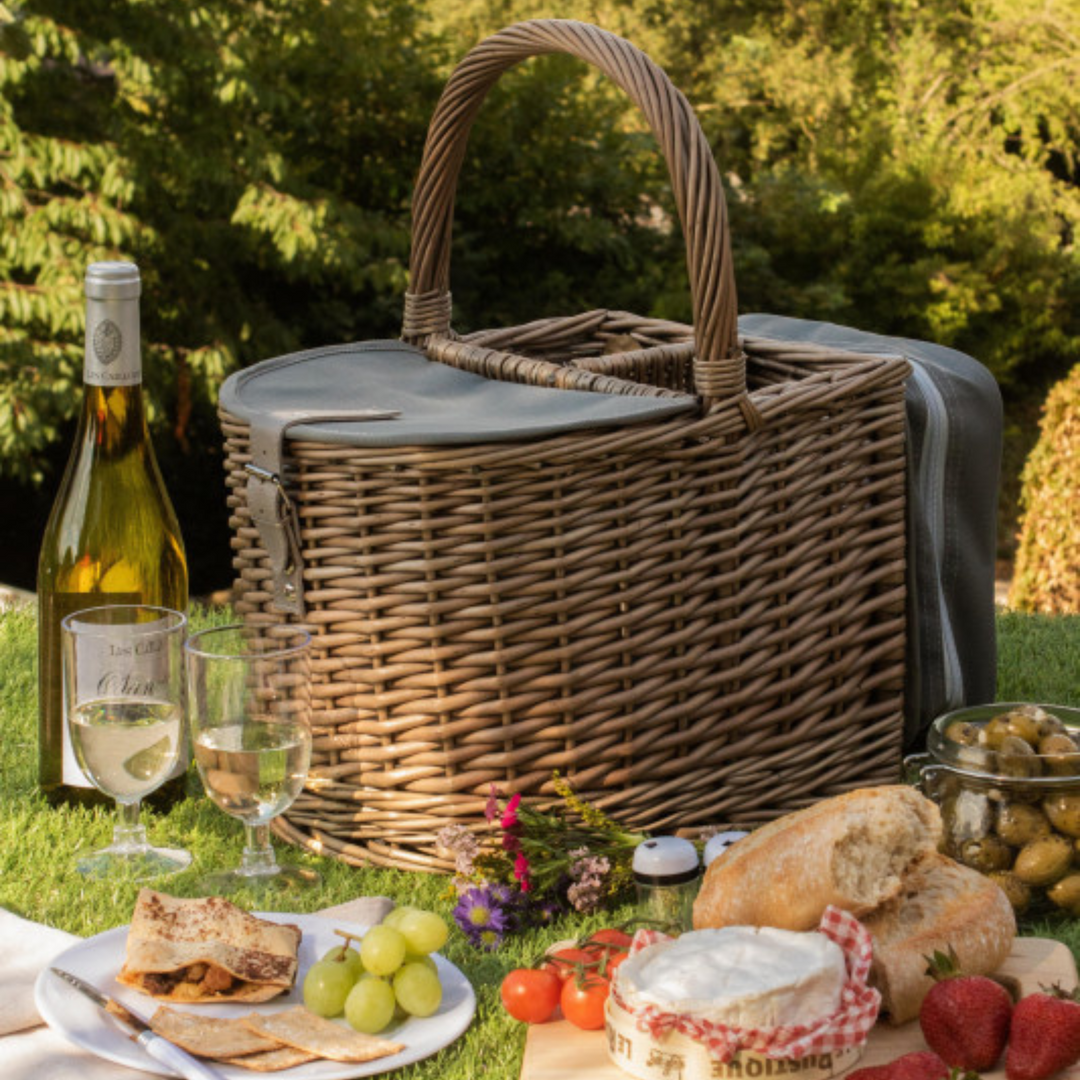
xmin=617 ymin=926 xmax=846 ymax=1029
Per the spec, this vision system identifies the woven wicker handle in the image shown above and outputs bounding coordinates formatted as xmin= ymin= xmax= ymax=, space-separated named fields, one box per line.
xmin=403 ymin=19 xmax=744 ymax=400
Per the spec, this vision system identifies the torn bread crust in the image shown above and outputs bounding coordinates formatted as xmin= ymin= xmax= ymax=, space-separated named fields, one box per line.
xmin=118 ymin=889 xmax=301 ymax=1003
xmin=692 ymin=786 xmax=943 ymax=932
xmin=861 ymin=851 xmax=1017 ymax=1024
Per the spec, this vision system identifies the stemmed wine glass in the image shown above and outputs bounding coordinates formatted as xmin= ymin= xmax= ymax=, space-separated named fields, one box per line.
xmin=62 ymin=604 xmax=191 ymax=879
xmin=184 ymin=623 xmax=319 ymax=894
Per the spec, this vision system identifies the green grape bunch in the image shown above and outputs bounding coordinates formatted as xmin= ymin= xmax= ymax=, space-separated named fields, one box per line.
xmin=302 ymin=907 xmax=449 ymax=1033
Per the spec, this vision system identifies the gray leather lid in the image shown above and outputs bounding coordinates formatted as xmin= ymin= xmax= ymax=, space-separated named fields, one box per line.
xmin=218 ymin=340 xmax=697 ymax=446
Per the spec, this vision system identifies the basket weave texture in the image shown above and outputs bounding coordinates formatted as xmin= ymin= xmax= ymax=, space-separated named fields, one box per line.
xmin=220 ymin=20 xmax=910 ymax=872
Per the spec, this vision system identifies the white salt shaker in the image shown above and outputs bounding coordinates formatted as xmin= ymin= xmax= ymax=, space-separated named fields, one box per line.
xmin=703 ymin=829 xmax=749 ymax=867
xmin=633 ymin=836 xmax=700 ymax=933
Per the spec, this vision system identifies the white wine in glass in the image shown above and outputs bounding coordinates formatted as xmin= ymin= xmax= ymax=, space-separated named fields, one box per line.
xmin=62 ymin=605 xmax=191 ymax=880
xmin=185 ymin=624 xmax=318 ymax=894
xmin=71 ymin=699 xmax=183 ymax=800
xmin=194 ymin=719 xmax=310 ymax=822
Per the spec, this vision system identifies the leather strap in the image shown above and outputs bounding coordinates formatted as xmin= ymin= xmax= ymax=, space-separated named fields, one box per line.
xmin=245 ymin=408 xmax=400 ymax=614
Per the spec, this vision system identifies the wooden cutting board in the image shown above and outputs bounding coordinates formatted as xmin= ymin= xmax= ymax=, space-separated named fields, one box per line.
xmin=520 ymin=937 xmax=1079 ymax=1080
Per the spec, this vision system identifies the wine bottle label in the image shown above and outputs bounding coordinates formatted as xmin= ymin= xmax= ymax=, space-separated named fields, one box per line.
xmin=84 ymin=296 xmax=141 ymax=386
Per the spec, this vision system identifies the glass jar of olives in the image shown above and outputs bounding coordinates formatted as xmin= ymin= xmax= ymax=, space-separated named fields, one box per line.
xmin=908 ymin=702 xmax=1080 ymax=918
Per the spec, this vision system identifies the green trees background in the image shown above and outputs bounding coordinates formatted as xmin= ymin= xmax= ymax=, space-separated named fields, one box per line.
xmin=2 ymin=0 xmax=1077 ymax=597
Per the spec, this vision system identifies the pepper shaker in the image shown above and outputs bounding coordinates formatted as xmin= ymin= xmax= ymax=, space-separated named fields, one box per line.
xmin=632 ymin=836 xmax=700 ymax=933
xmin=703 ymin=829 xmax=749 ymax=867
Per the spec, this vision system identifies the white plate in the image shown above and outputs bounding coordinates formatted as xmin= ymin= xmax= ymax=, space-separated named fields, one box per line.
xmin=34 ymin=911 xmax=476 ymax=1079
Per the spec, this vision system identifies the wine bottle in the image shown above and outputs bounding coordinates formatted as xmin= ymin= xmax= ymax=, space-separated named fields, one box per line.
xmin=37 ymin=261 xmax=189 ymax=808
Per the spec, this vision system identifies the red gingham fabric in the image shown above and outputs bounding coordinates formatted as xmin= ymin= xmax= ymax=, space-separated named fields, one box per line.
xmin=614 ymin=906 xmax=881 ymax=1062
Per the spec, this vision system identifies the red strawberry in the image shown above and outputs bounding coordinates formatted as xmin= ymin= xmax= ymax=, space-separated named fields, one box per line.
xmin=1005 ymin=987 xmax=1080 ymax=1080
xmin=918 ymin=947 xmax=1013 ymax=1070
xmin=847 ymin=1051 xmax=950 ymax=1080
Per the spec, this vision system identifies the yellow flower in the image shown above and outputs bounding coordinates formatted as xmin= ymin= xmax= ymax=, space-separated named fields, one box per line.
xmin=552 ymin=771 xmax=620 ymax=830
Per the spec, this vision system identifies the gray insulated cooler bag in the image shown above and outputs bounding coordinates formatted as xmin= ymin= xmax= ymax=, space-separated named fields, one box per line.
xmin=740 ymin=314 xmax=1003 ymax=751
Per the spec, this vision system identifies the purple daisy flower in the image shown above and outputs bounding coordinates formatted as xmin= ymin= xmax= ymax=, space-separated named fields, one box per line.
xmin=489 ymin=882 xmax=516 ymax=906
xmin=532 ymin=897 xmax=563 ymax=926
xmin=453 ymin=885 xmax=509 ymax=949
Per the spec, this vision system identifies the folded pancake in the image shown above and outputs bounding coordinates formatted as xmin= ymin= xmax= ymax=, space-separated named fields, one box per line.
xmin=117 ymin=890 xmax=301 ymax=1003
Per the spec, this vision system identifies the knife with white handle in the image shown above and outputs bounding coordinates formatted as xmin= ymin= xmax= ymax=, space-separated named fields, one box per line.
xmin=50 ymin=967 xmax=226 ymax=1080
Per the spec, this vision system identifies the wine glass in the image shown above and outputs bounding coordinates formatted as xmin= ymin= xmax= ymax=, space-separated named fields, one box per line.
xmin=184 ymin=623 xmax=319 ymax=894
xmin=61 ymin=604 xmax=191 ymax=879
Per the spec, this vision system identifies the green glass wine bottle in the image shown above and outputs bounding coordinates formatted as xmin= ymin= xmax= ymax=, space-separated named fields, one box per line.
xmin=37 ymin=261 xmax=189 ymax=808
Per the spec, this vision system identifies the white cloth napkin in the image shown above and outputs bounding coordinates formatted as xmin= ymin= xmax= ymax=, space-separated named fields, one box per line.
xmin=0 ymin=895 xmax=396 ymax=1079
xmin=0 ymin=909 xmax=80 ymax=1035
xmin=316 ymin=896 xmax=394 ymax=927
xmin=3 ymin=1026 xmax=153 ymax=1079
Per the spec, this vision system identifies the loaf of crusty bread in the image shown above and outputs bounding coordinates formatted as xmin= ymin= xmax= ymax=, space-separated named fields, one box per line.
xmin=692 ymin=786 xmax=943 ymax=932
xmin=861 ymin=851 xmax=1016 ymax=1024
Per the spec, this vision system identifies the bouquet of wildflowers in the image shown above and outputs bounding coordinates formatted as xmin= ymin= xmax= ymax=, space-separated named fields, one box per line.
xmin=437 ymin=774 xmax=645 ymax=949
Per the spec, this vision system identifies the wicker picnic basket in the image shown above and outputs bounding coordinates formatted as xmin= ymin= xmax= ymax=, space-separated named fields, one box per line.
xmin=218 ymin=20 xmax=911 ymax=872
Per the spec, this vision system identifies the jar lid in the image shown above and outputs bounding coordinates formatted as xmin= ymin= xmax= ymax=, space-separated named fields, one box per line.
xmin=703 ymin=830 xmax=749 ymax=866
xmin=633 ymin=836 xmax=699 ymax=885
xmin=85 ymin=261 xmax=141 ymax=300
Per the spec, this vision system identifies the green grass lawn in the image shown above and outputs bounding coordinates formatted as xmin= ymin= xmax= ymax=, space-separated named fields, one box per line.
xmin=1 ymin=603 xmax=1078 ymax=1078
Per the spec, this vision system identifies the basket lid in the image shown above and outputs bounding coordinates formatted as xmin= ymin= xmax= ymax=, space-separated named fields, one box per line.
xmin=219 ymin=340 xmax=697 ymax=446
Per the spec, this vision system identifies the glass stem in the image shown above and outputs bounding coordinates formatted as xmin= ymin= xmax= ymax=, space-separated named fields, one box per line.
xmin=112 ymin=799 xmax=148 ymax=852
xmin=239 ymin=823 xmax=280 ymax=877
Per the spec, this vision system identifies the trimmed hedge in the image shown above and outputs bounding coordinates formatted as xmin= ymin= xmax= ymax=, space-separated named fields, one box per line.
xmin=1010 ymin=364 xmax=1080 ymax=614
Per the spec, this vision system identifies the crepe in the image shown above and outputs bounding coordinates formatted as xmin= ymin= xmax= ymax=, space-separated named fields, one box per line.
xmin=117 ymin=890 xmax=301 ymax=1003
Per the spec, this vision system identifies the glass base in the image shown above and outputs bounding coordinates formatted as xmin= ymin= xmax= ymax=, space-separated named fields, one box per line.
xmin=76 ymin=842 xmax=192 ymax=882
xmin=198 ymin=827 xmax=321 ymax=899
xmin=197 ymin=863 xmax=321 ymax=898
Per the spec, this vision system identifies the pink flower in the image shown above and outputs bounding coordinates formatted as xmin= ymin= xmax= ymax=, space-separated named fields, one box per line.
xmin=567 ymin=848 xmax=611 ymax=913
xmin=501 ymin=793 xmax=521 ymax=830
xmin=513 ymin=851 xmax=531 ymax=891
xmin=484 ymin=784 xmax=501 ymax=823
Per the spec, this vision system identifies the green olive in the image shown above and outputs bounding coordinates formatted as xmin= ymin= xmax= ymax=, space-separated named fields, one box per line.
xmin=929 ymin=771 xmax=962 ymax=805
xmin=959 ymin=835 xmax=1014 ymax=873
xmin=996 ymin=801 xmax=1052 ymax=847
xmin=981 ymin=715 xmax=1013 ymax=751
xmin=1034 ymin=709 xmax=1068 ymax=738
xmin=1047 ymin=873 xmax=1080 ymax=916
xmin=1039 ymin=733 xmax=1080 ymax=777
xmin=1002 ymin=709 xmax=1043 ymax=748
xmin=1013 ymin=835 xmax=1073 ymax=886
xmin=1043 ymin=793 xmax=1080 ymax=838
xmin=997 ymin=735 xmax=1043 ymax=778
xmin=989 ymin=871 xmax=1032 ymax=915
xmin=945 ymin=720 xmax=982 ymax=747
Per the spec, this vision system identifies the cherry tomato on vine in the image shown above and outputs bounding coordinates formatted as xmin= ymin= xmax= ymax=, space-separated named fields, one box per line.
xmin=587 ymin=928 xmax=633 ymax=950
xmin=561 ymin=973 xmax=610 ymax=1030
xmin=546 ymin=946 xmax=598 ymax=982
xmin=598 ymin=949 xmax=628 ymax=979
xmin=500 ymin=967 xmax=562 ymax=1024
